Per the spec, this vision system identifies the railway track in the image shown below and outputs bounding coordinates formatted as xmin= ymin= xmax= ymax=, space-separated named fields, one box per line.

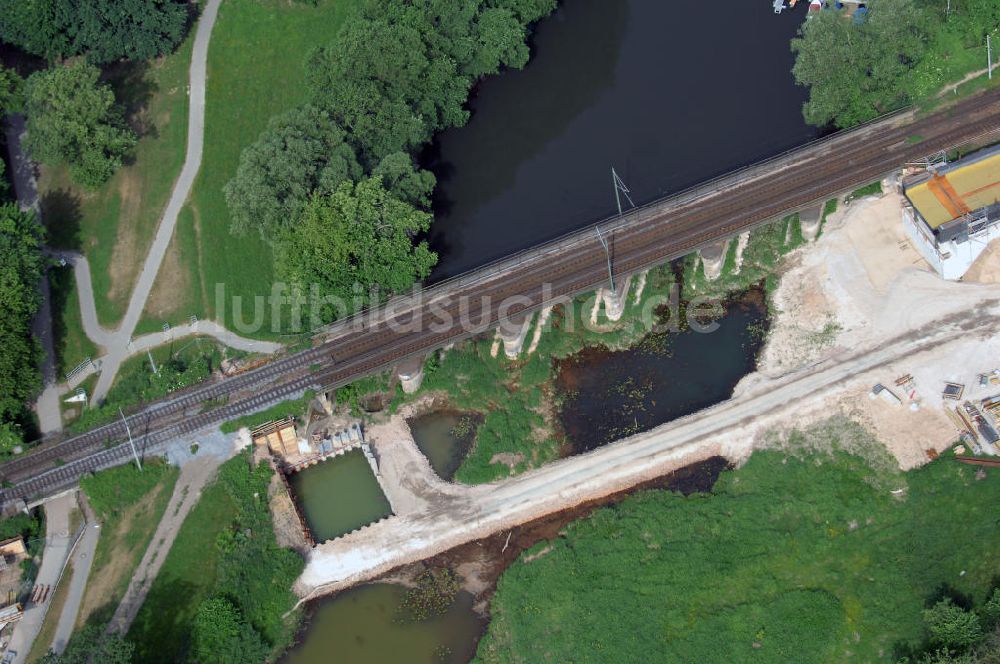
xmin=7 ymin=89 xmax=1000 ymax=503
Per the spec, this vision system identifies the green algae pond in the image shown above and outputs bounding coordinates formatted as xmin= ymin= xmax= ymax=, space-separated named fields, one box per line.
xmin=408 ymin=411 xmax=480 ymax=481
xmin=288 ymin=450 xmax=392 ymax=542
xmin=281 ymin=584 xmax=484 ymax=664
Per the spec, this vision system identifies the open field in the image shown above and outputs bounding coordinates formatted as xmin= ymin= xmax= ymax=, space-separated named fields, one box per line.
xmin=476 ymin=428 xmax=1000 ymax=663
xmin=75 ymin=461 xmax=179 ymax=630
xmin=40 ymin=28 xmax=196 ymax=330
xmin=126 ymin=465 xmax=236 ymax=662
xmin=147 ymin=0 xmax=362 ymax=336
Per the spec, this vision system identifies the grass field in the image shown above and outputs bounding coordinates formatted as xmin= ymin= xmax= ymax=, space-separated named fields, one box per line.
xmin=48 ymin=265 xmax=99 ymax=378
xmin=146 ymin=0 xmax=362 ymax=337
xmin=476 ymin=421 xmax=1000 ymax=663
xmin=39 ymin=26 xmax=195 ymax=330
xmin=75 ymin=460 xmax=179 ymax=631
xmin=126 ymin=464 xmax=236 ymax=662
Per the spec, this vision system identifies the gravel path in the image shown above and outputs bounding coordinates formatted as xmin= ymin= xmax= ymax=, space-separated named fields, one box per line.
xmin=91 ymin=0 xmax=223 ymax=404
xmin=105 ymin=453 xmax=222 ymax=636
xmin=51 ymin=495 xmax=99 ymax=654
xmin=5 ymin=492 xmax=77 ymax=663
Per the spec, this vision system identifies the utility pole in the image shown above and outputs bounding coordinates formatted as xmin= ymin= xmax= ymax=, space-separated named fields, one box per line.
xmin=119 ymin=408 xmax=143 ymax=472
xmin=146 ymin=349 xmax=158 ymax=375
xmin=595 ymin=225 xmax=615 ymax=293
xmin=598 ymin=167 xmax=637 ymax=296
xmin=989 ymin=34 xmax=994 ymax=81
xmin=611 ymin=166 xmax=635 ymax=216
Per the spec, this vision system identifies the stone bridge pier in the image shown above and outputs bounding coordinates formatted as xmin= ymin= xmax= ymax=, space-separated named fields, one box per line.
xmin=798 ymin=203 xmax=824 ymax=242
xmin=698 ymin=238 xmax=730 ymax=281
xmin=497 ymin=311 xmax=534 ymax=359
xmin=395 ymin=355 xmax=425 ymax=394
xmin=595 ymin=274 xmax=633 ymax=322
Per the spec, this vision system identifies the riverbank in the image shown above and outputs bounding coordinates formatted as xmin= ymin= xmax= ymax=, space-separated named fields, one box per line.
xmin=295 ymin=176 xmax=1000 ymax=599
xmin=475 ymin=428 xmax=1000 ymax=662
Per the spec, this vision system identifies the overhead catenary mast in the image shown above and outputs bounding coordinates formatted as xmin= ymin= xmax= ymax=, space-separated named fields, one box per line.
xmin=596 ymin=167 xmax=637 ymax=294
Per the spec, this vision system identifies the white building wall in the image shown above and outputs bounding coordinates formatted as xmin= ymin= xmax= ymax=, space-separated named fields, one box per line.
xmin=902 ymin=206 xmax=999 ymax=280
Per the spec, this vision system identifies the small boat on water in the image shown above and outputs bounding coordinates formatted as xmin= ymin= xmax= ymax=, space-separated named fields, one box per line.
xmin=773 ymin=0 xmax=785 ymax=13
xmin=807 ymin=0 xmax=823 ymax=17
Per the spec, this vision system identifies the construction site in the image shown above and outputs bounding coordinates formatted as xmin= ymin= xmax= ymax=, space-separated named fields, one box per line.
xmin=249 ymin=404 xmax=396 ymax=550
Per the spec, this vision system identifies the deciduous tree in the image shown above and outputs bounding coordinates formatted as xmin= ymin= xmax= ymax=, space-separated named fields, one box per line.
xmin=224 ymin=105 xmax=360 ymax=239
xmin=191 ymin=597 xmax=269 ymax=664
xmin=0 ymin=0 xmax=189 ymax=63
xmin=0 ymin=203 xmax=45 ymax=446
xmin=23 ymin=61 xmax=136 ymax=188
xmin=924 ymin=599 xmax=984 ymax=651
xmin=791 ymin=0 xmax=931 ymax=128
xmin=276 ymin=177 xmax=437 ymax=323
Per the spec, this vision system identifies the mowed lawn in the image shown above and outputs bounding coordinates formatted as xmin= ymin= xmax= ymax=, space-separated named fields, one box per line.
xmin=476 ymin=424 xmax=1000 ymax=663
xmin=146 ymin=0 xmax=362 ymax=338
xmin=40 ymin=24 xmax=195 ymax=332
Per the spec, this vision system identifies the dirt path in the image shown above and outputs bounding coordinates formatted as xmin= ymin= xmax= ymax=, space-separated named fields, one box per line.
xmin=87 ymin=0 xmax=223 ymax=404
xmin=105 ymin=454 xmax=222 ymax=636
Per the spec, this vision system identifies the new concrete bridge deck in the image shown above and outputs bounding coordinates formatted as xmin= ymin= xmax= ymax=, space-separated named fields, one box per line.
xmin=6 ymin=89 xmax=1000 ymax=503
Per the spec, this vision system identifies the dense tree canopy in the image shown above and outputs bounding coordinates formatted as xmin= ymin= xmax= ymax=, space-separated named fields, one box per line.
xmin=0 ymin=0 xmax=190 ymax=63
xmin=0 ymin=66 xmax=22 ymax=114
xmin=306 ymin=0 xmax=556 ymax=165
xmin=223 ymin=105 xmax=361 ymax=239
xmin=0 ymin=66 xmax=23 ymax=202
xmin=277 ymin=177 xmax=436 ymax=323
xmin=23 ymin=60 xmax=136 ymax=188
xmin=792 ymin=0 xmax=932 ymax=128
xmin=191 ymin=597 xmax=270 ymax=664
xmin=0 ymin=203 xmax=45 ymax=453
xmin=39 ymin=626 xmax=133 ymax=664
xmin=224 ymin=0 xmax=556 ymax=322
xmin=792 ymin=0 xmax=1000 ymax=129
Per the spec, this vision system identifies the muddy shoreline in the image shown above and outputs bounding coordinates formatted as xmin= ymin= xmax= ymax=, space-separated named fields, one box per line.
xmin=283 ymin=456 xmax=730 ymax=659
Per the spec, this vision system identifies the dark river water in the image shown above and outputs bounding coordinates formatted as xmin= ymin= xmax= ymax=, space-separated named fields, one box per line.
xmin=426 ymin=0 xmax=818 ymax=279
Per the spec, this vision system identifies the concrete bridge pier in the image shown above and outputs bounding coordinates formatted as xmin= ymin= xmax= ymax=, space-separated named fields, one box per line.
xmin=799 ymin=203 xmax=824 ymax=242
xmin=318 ymin=391 xmax=335 ymax=415
xmin=598 ymin=274 xmax=633 ymax=322
xmin=498 ymin=312 xmax=534 ymax=359
xmin=395 ymin=355 xmax=425 ymax=394
xmin=699 ymin=239 xmax=730 ymax=281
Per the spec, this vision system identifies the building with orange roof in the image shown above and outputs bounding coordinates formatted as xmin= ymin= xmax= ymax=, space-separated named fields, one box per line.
xmin=902 ymin=145 xmax=1000 ymax=279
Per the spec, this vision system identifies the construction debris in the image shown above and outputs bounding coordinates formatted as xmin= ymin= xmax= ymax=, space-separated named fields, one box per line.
xmin=871 ymin=383 xmax=902 ymax=406
xmin=942 ymin=382 xmax=966 ymax=400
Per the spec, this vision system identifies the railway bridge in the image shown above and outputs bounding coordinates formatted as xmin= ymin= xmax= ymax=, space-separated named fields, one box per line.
xmin=6 ymin=88 xmax=1000 ymax=503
